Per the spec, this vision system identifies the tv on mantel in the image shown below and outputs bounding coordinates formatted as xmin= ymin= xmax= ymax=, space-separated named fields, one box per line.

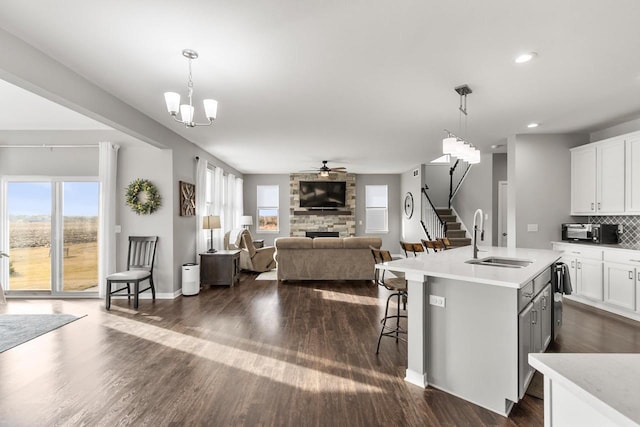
xmin=299 ymin=181 xmax=346 ymax=208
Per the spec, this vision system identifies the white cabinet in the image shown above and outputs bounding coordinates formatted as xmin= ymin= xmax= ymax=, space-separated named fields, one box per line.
xmin=571 ymin=145 xmax=597 ymax=215
xmin=597 ymin=138 xmax=626 ymax=213
xmin=553 ymin=243 xmax=603 ymax=300
xmin=626 ymin=135 xmax=640 ymax=213
xmin=518 ymin=302 xmax=534 ymax=398
xmin=570 ymin=135 xmax=629 ymax=215
xmin=553 ymin=243 xmax=640 ymax=321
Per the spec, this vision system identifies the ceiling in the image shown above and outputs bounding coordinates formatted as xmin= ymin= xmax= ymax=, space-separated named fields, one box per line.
xmin=1 ymin=1 xmax=640 ymax=173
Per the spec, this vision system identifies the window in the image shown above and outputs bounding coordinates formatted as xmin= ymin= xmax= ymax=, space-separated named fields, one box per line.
xmin=365 ymin=185 xmax=388 ymax=233
xmin=257 ymin=185 xmax=279 ymax=232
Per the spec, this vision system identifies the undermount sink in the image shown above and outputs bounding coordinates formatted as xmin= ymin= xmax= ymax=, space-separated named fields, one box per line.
xmin=465 ymin=257 xmax=533 ymax=269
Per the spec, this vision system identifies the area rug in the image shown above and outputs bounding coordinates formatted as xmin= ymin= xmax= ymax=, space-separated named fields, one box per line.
xmin=0 ymin=314 xmax=84 ymax=353
xmin=255 ymin=270 xmax=277 ymax=281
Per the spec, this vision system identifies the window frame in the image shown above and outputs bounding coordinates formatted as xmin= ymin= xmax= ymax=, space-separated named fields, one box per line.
xmin=256 ymin=185 xmax=279 ymax=233
xmin=365 ymin=184 xmax=389 ymax=234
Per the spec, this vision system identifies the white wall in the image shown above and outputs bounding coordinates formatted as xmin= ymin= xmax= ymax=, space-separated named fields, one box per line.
xmin=242 ymin=174 xmax=290 ymax=246
xmin=508 ymin=134 xmax=587 ymax=249
xmin=400 ymin=165 xmax=424 ymax=242
xmin=355 ymin=174 xmax=401 ymax=252
xmin=422 ymin=164 xmax=450 ymax=208
xmin=590 ymin=116 xmax=640 ymax=142
xmin=452 ymin=153 xmax=493 ymax=245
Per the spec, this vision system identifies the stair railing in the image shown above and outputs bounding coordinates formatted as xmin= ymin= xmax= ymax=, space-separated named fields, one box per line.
xmin=448 ymin=159 xmax=472 ymax=209
xmin=421 ymin=185 xmax=447 ymax=240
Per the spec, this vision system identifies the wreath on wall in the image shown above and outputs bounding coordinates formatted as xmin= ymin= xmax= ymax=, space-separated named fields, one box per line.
xmin=125 ymin=179 xmax=161 ymax=215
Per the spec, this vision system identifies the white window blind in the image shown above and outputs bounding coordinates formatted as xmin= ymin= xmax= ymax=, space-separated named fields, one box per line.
xmin=257 ymin=185 xmax=279 ymax=232
xmin=365 ymin=185 xmax=388 ymax=233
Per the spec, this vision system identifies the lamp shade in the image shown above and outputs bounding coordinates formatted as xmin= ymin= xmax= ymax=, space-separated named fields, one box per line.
xmin=240 ymin=215 xmax=253 ymax=226
xmin=442 ymin=137 xmax=458 ymax=155
xmin=202 ymin=215 xmax=221 ymax=229
xmin=180 ymin=104 xmax=194 ymax=123
xmin=203 ymin=99 xmax=218 ymax=120
xmin=164 ymin=92 xmax=180 ymax=115
xmin=468 ymin=149 xmax=481 ymax=164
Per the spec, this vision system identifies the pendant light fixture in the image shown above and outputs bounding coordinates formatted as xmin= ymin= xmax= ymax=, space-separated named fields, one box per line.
xmin=442 ymin=85 xmax=481 ymax=164
xmin=164 ymin=49 xmax=218 ymax=128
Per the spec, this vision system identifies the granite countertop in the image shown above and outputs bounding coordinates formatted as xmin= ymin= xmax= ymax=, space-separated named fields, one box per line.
xmin=551 ymin=241 xmax=640 ymax=252
xmin=376 ymin=246 xmax=561 ymax=289
xmin=529 ymin=353 xmax=640 ymax=426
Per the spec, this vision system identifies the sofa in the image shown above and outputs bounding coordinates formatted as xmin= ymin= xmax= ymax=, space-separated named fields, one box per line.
xmin=224 ymin=229 xmax=276 ymax=272
xmin=274 ymin=236 xmax=382 ymax=281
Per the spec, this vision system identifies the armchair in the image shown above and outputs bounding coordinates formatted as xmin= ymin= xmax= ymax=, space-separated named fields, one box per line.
xmin=224 ymin=229 xmax=276 ymax=272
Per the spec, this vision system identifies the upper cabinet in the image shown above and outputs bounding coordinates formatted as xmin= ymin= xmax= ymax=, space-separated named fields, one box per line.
xmin=571 ymin=133 xmax=635 ymax=215
xmin=626 ymin=135 xmax=640 ymax=213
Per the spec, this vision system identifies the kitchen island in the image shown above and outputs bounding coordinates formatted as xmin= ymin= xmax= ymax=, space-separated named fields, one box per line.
xmin=377 ymin=245 xmax=561 ymax=416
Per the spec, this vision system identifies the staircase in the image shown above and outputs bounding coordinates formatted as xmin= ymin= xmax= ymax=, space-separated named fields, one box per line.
xmin=435 ymin=208 xmax=471 ymax=247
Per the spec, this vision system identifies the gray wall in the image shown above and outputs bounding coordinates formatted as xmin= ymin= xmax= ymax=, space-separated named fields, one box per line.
xmin=242 ymin=174 xmax=290 ymax=246
xmin=508 ymin=134 xmax=587 ymax=249
xmin=422 ymin=164 xmax=450 ymax=208
xmin=491 ymin=153 xmax=507 ymax=244
xmin=0 ymin=146 xmax=98 ymax=176
xmin=590 ymin=116 xmax=640 ymax=142
xmin=355 ymin=174 xmax=401 ymax=252
xmin=400 ymin=165 xmax=425 ymax=243
xmin=452 ymin=153 xmax=493 ymax=245
xmin=116 ymin=145 xmax=175 ymax=296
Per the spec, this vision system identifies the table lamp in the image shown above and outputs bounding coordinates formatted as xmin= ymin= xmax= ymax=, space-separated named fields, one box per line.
xmin=240 ymin=215 xmax=253 ymax=230
xmin=203 ymin=215 xmax=221 ymax=253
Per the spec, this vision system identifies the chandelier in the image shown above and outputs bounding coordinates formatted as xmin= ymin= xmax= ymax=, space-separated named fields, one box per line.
xmin=164 ymin=49 xmax=218 ymax=127
xmin=442 ymin=85 xmax=480 ymax=164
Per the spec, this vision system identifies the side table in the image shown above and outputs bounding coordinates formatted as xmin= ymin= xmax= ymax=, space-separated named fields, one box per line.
xmin=200 ymin=250 xmax=240 ymax=287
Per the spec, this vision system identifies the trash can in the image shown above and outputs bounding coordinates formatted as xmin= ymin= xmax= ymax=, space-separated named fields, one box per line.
xmin=182 ymin=263 xmax=200 ymax=296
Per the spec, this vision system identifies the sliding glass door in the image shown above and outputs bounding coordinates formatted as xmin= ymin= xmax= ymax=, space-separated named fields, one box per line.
xmin=2 ymin=178 xmax=99 ymax=296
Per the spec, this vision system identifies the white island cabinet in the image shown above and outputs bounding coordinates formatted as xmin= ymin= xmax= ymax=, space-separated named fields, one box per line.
xmin=529 ymin=353 xmax=640 ymax=427
xmin=377 ymin=246 xmax=561 ymax=417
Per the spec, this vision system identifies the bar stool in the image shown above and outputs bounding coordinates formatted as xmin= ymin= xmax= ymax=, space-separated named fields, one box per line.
xmin=370 ymin=247 xmax=408 ymax=354
xmin=421 ymin=239 xmax=442 ymax=253
xmin=399 ymin=241 xmax=425 ymax=257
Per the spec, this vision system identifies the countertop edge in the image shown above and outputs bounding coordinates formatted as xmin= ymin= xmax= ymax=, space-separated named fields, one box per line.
xmin=529 ymin=353 xmax=640 ymax=426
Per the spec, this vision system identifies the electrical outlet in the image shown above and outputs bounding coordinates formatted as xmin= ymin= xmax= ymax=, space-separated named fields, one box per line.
xmin=429 ymin=295 xmax=445 ymax=308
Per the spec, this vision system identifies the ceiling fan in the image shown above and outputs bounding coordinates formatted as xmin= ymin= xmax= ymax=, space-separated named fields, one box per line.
xmin=302 ymin=160 xmax=347 ymax=177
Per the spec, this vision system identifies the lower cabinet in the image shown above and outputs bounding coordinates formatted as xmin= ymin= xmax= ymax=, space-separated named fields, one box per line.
xmin=518 ymin=282 xmax=553 ymax=398
xmin=579 ymin=258 xmax=604 ymax=301
xmin=604 ymin=261 xmax=637 ymax=311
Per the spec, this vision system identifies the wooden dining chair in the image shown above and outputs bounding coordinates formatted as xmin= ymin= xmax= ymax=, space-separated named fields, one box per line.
xmin=105 ymin=236 xmax=158 ymax=310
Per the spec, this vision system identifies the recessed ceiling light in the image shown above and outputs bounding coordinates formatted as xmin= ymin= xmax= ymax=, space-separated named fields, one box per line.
xmin=490 ymin=144 xmax=505 ymax=149
xmin=515 ymin=52 xmax=537 ymax=64
xmin=527 ymin=123 xmax=539 ymax=128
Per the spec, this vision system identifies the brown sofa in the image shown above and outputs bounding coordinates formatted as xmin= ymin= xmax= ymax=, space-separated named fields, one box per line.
xmin=274 ymin=236 xmax=382 ymax=281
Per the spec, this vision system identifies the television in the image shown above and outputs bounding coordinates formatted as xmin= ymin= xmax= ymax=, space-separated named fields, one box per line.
xmin=299 ymin=181 xmax=346 ymax=208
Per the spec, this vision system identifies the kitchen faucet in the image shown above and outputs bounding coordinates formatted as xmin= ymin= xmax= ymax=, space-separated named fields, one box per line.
xmin=472 ymin=208 xmax=485 ymax=259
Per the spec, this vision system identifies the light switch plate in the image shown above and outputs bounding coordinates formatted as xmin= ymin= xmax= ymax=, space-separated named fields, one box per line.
xmin=114 ymin=225 xmax=122 ymax=233
xmin=429 ymin=295 xmax=445 ymax=308
xmin=527 ymin=224 xmax=538 ymax=232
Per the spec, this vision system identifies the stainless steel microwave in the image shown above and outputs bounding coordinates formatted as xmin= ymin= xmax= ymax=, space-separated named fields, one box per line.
xmin=561 ymin=223 xmax=619 ymax=244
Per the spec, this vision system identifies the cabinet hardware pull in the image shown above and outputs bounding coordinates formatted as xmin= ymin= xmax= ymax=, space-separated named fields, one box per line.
xmin=532 ymin=309 xmax=537 ymax=325
xmin=630 ymin=271 xmax=634 ymax=280
xmin=542 ymin=296 xmax=547 ymax=310
xmin=591 ymin=202 xmax=595 ymax=210
xmin=578 ymin=262 xmax=582 ymax=269
xmin=638 ymin=272 xmax=640 ymax=282
xmin=523 ymin=293 xmax=533 ymax=298
xmin=629 ymin=259 xmax=640 ymax=263
xmin=571 ymin=260 xmax=575 ymax=268
xmin=598 ymin=202 xmax=601 ymax=210
xmin=572 ymin=251 xmax=581 ymax=254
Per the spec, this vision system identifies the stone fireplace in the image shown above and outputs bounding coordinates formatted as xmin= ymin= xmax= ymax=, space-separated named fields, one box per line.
xmin=289 ymin=173 xmax=356 ymax=237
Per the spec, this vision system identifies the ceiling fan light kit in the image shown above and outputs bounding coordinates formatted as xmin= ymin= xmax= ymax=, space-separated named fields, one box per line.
xmin=302 ymin=160 xmax=347 ymax=177
xmin=441 ymin=84 xmax=481 ymax=165
xmin=164 ymin=49 xmax=218 ymax=128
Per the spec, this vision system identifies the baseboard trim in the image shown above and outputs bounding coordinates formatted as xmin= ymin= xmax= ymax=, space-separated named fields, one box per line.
xmin=405 ymin=369 xmax=428 ymax=388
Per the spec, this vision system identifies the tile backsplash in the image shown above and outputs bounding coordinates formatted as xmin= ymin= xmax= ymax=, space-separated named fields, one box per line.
xmin=588 ymin=215 xmax=640 ymax=246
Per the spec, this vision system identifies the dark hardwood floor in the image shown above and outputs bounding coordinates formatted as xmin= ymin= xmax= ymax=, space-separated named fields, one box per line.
xmin=1 ymin=276 xmax=639 ymax=426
